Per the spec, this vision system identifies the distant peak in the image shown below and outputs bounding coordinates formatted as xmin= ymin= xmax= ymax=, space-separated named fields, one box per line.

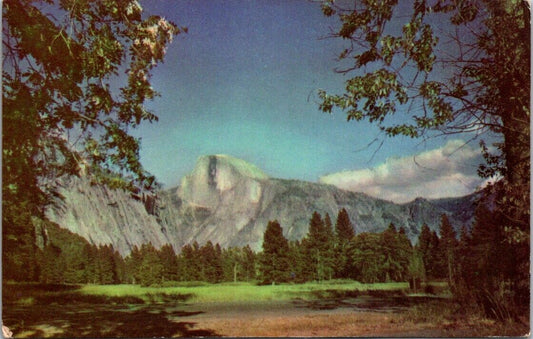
xmin=196 ymin=154 xmax=269 ymax=180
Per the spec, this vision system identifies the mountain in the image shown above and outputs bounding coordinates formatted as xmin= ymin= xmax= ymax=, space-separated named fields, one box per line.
xmin=45 ymin=154 xmax=477 ymax=255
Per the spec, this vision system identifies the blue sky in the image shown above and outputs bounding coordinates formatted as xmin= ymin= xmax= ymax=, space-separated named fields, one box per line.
xmin=132 ymin=0 xmax=489 ymax=201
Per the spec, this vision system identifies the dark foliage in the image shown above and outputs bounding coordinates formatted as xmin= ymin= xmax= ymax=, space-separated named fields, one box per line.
xmin=259 ymin=220 xmax=291 ymax=284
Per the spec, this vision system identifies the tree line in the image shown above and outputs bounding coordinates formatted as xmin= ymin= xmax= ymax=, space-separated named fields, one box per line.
xmin=32 ymin=223 xmax=256 ymax=287
xmin=258 ymin=208 xmax=452 ymax=286
xmin=32 ymin=207 xmax=451 ymax=288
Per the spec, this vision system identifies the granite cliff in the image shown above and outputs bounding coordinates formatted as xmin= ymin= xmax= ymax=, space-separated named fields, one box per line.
xmin=46 ymin=154 xmax=477 ymax=255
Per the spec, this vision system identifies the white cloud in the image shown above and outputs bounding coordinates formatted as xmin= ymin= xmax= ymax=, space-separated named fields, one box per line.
xmin=319 ymin=140 xmax=487 ymax=203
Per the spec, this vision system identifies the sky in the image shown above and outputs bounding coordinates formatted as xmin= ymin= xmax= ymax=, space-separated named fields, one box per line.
xmin=132 ymin=0 xmax=491 ymax=203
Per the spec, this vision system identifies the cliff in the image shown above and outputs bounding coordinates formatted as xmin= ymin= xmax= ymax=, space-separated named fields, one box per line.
xmin=46 ymin=154 xmax=477 ymax=255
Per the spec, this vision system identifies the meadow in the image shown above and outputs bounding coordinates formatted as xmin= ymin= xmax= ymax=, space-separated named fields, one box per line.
xmin=3 ymin=281 xmax=526 ymax=337
xmin=78 ymin=280 xmax=416 ymax=303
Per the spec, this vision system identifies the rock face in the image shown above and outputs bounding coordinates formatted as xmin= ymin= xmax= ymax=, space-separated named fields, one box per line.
xmin=45 ymin=176 xmax=172 ymax=255
xmin=170 ymin=155 xmax=268 ymax=249
xmin=46 ymin=154 xmax=477 ymax=255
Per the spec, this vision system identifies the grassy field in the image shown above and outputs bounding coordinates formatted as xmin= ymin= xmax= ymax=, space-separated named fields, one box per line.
xmin=3 ymin=281 xmax=527 ymax=337
xmin=77 ymin=280 xmax=421 ymax=303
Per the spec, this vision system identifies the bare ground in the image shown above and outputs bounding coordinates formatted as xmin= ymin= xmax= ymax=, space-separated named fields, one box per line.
xmin=175 ymin=298 xmax=529 ymax=337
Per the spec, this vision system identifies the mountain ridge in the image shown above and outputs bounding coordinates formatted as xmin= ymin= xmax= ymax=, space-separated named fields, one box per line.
xmin=45 ymin=154 xmax=478 ymax=255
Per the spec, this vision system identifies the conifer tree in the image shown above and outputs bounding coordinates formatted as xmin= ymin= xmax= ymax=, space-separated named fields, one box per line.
xmin=439 ymin=214 xmax=458 ymax=286
xmin=159 ymin=244 xmax=179 ymax=282
xmin=417 ymin=224 xmax=441 ymax=279
xmin=302 ymin=211 xmax=327 ymax=281
xmin=334 ymin=208 xmax=355 ymax=278
xmin=138 ymin=243 xmax=163 ymax=287
xmin=417 ymin=224 xmax=432 ymax=260
xmin=429 ymin=230 xmax=444 ymax=279
xmin=335 ymin=208 xmax=355 ymax=240
xmin=179 ymin=243 xmax=202 ymax=281
xmin=125 ymin=245 xmax=142 ymax=284
xmin=259 ymin=220 xmax=290 ymax=284
xmin=113 ymin=249 xmax=126 ymax=284
xmin=351 ymin=232 xmax=385 ymax=283
xmin=221 ymin=247 xmax=239 ymax=282
xmin=97 ymin=244 xmax=117 ymax=284
xmin=200 ymin=241 xmax=223 ymax=283
xmin=397 ymin=226 xmax=414 ymax=281
xmin=322 ymin=213 xmax=335 ymax=280
xmin=381 ymin=223 xmax=398 ymax=282
xmin=40 ymin=244 xmax=64 ymax=283
xmin=288 ymin=240 xmax=305 ymax=282
xmin=458 ymin=204 xmax=523 ymax=320
xmin=407 ymin=250 xmax=426 ymax=292
xmin=241 ymin=245 xmax=256 ymax=281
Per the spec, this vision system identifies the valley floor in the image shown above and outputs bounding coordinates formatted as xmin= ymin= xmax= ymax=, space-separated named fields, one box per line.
xmin=2 ymin=282 xmax=528 ymax=337
xmin=173 ymin=299 xmax=527 ymax=337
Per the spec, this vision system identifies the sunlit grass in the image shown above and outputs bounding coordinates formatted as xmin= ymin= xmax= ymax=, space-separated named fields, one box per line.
xmin=78 ymin=280 xmax=413 ymax=303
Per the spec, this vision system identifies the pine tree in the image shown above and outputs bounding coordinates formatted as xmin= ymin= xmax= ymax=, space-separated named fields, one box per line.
xmin=302 ymin=211 xmax=328 ymax=281
xmin=417 ymin=224 xmax=441 ymax=279
xmin=460 ymin=203 xmax=522 ymax=320
xmin=380 ymin=223 xmax=411 ymax=282
xmin=39 ymin=244 xmax=64 ymax=284
xmin=417 ymin=224 xmax=432 ymax=260
xmin=407 ymin=250 xmax=426 ymax=292
xmin=200 ymin=241 xmax=223 ymax=283
xmin=125 ymin=245 xmax=142 ymax=284
xmin=241 ymin=245 xmax=256 ymax=281
xmin=439 ymin=214 xmax=457 ymax=286
xmin=259 ymin=220 xmax=291 ymax=284
xmin=397 ymin=226 xmax=414 ymax=281
xmin=334 ymin=208 xmax=355 ymax=278
xmin=221 ymin=247 xmax=239 ymax=282
xmin=138 ymin=243 xmax=163 ymax=287
xmin=86 ymin=244 xmax=100 ymax=284
xmin=335 ymin=208 xmax=355 ymax=240
xmin=288 ymin=240 xmax=305 ymax=282
xmin=97 ymin=244 xmax=117 ymax=284
xmin=180 ymin=243 xmax=202 ymax=281
xmin=322 ymin=213 xmax=335 ymax=280
xmin=351 ymin=233 xmax=385 ymax=283
xmin=159 ymin=244 xmax=178 ymax=282
xmin=113 ymin=249 xmax=126 ymax=284
xmin=381 ymin=223 xmax=399 ymax=282
xmin=429 ymin=230 xmax=444 ymax=279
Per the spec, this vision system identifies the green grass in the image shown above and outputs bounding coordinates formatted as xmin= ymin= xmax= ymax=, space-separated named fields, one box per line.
xmin=4 ymin=280 xmax=445 ymax=306
xmin=78 ymin=280 xmax=412 ymax=303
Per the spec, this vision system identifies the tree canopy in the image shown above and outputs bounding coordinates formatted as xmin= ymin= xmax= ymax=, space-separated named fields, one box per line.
xmin=318 ymin=1 xmax=528 ymax=152
xmin=3 ymin=0 xmax=185 ymax=196
xmin=2 ymin=0 xmax=184 ymax=280
xmin=259 ymin=220 xmax=291 ymax=284
xmin=317 ymin=0 xmax=529 ymax=320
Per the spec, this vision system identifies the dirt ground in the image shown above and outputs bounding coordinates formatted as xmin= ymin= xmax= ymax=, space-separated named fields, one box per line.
xmin=189 ymin=304 xmax=432 ymax=337
xmin=174 ymin=298 xmax=527 ymax=337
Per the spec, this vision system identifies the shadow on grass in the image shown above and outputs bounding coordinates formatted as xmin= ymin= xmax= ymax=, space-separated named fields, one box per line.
xmin=4 ymin=303 xmax=218 ymax=337
xmin=294 ymin=289 xmax=445 ymax=313
xmin=3 ymin=284 xmax=217 ymax=337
